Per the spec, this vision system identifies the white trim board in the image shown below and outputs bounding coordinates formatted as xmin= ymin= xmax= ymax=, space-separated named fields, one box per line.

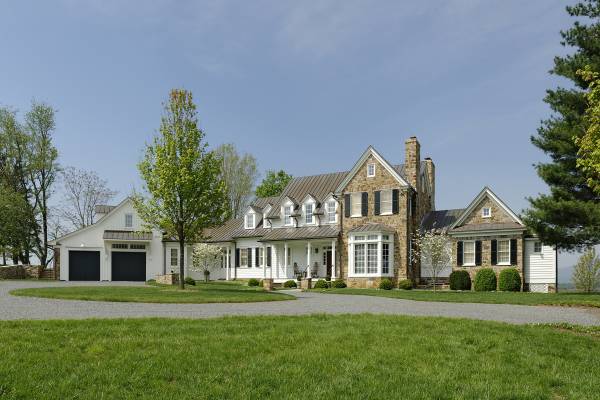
xmin=449 ymin=186 xmax=524 ymax=230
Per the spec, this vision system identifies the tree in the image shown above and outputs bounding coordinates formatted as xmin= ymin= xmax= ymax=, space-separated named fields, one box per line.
xmin=576 ymin=66 xmax=600 ymax=195
xmin=412 ymin=231 xmax=453 ymax=292
xmin=255 ymin=170 xmax=292 ymax=198
xmin=191 ymin=243 xmax=222 ymax=282
xmin=0 ymin=185 xmax=31 ymax=265
xmin=572 ymin=247 xmax=600 ymax=292
xmin=134 ymin=89 xmax=228 ymax=289
xmin=59 ymin=167 xmax=117 ymax=230
xmin=215 ymin=143 xmax=258 ymax=218
xmin=524 ymin=1 xmax=600 ymax=251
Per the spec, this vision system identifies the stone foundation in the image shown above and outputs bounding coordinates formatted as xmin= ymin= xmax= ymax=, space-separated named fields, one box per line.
xmin=156 ymin=273 xmax=179 ymax=285
xmin=262 ymin=278 xmax=274 ymax=291
xmin=346 ymin=277 xmax=386 ymax=289
xmin=300 ymin=278 xmax=312 ymax=290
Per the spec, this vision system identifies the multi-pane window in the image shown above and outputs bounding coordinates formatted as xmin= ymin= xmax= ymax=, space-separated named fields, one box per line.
xmin=130 ymin=244 xmax=145 ymax=250
xmin=350 ymin=234 xmax=393 ymax=276
xmin=125 ymin=213 xmax=133 ymax=228
xmin=498 ymin=239 xmax=510 ymax=264
xmin=305 ymin=203 xmax=314 ymax=224
xmin=354 ymin=244 xmax=365 ymax=274
xmin=245 ymin=214 xmax=255 ymax=229
xmin=367 ymin=163 xmax=375 ymax=177
xmin=367 ymin=243 xmax=378 ymax=273
xmin=463 ymin=241 xmax=475 ymax=266
xmin=534 ymin=241 xmax=542 ymax=253
xmin=240 ymin=249 xmax=248 ymax=267
xmin=287 ymin=248 xmax=292 ymax=266
xmin=170 ymin=248 xmax=178 ymax=266
xmin=258 ymin=247 xmax=264 ymax=266
xmin=326 ymin=200 xmax=336 ymax=223
xmin=482 ymin=207 xmax=491 ymax=218
xmin=382 ymin=243 xmax=390 ymax=274
xmin=283 ymin=206 xmax=292 ymax=225
xmin=112 ymin=243 xmax=128 ymax=249
xmin=351 ymin=193 xmax=362 ymax=217
xmin=381 ymin=190 xmax=392 ymax=214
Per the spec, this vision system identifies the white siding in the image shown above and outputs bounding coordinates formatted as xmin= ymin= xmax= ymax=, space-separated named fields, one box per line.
xmin=524 ymin=239 xmax=556 ymax=290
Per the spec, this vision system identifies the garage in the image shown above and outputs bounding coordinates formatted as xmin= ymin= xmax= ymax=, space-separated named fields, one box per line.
xmin=111 ymin=252 xmax=146 ymax=281
xmin=69 ymin=251 xmax=101 ymax=281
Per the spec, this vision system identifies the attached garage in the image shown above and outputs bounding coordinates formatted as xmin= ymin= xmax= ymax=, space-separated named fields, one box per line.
xmin=111 ymin=252 xmax=146 ymax=281
xmin=69 ymin=251 xmax=101 ymax=281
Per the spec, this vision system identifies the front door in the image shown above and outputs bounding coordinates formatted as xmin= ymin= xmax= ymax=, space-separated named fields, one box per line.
xmin=325 ymin=249 xmax=332 ymax=279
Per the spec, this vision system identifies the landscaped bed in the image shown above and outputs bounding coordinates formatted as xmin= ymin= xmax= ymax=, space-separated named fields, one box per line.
xmin=9 ymin=281 xmax=295 ymax=304
xmin=0 ymin=315 xmax=599 ymax=399
xmin=311 ymin=288 xmax=600 ymax=308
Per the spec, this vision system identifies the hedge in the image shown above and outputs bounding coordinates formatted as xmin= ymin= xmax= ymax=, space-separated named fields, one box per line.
xmin=473 ymin=268 xmax=497 ymax=291
xmin=449 ymin=270 xmax=471 ymax=291
xmin=498 ymin=268 xmax=521 ymax=292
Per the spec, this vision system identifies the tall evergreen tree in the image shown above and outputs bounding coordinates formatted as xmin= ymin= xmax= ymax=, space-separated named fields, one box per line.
xmin=524 ymin=0 xmax=600 ymax=250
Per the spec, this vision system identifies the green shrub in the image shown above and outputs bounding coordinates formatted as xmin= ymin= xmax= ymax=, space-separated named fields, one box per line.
xmin=184 ymin=276 xmax=196 ymax=286
xmin=283 ymin=280 xmax=297 ymax=288
xmin=314 ymin=279 xmax=329 ymax=289
xmin=398 ymin=279 xmax=414 ymax=290
xmin=474 ymin=268 xmax=497 ymax=291
xmin=498 ymin=268 xmax=521 ymax=292
xmin=331 ymin=279 xmax=347 ymax=289
xmin=379 ymin=278 xmax=394 ymax=290
xmin=248 ymin=278 xmax=260 ymax=287
xmin=449 ymin=270 xmax=471 ymax=291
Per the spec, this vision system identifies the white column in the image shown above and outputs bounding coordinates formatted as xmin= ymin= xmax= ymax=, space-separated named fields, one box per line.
xmin=377 ymin=238 xmax=382 ymax=275
xmin=307 ymin=241 xmax=312 ymax=278
xmin=225 ymin=247 xmax=230 ymax=281
xmin=284 ymin=242 xmax=288 ymax=279
xmin=331 ymin=240 xmax=336 ymax=279
xmin=262 ymin=245 xmax=267 ymax=279
xmin=270 ymin=246 xmax=275 ymax=279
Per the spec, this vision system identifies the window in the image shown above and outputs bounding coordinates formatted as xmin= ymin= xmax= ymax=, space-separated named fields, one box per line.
xmin=283 ymin=206 xmax=292 ymax=226
xmin=354 ymin=244 xmax=365 ymax=274
xmin=482 ymin=207 xmax=491 ymax=218
xmin=125 ymin=213 xmax=133 ymax=228
xmin=258 ymin=247 xmax=264 ymax=266
xmin=170 ymin=248 xmax=178 ymax=266
xmin=382 ymin=243 xmax=390 ymax=274
xmin=463 ymin=241 xmax=475 ymax=266
xmin=130 ymin=244 xmax=146 ymax=250
xmin=534 ymin=241 xmax=542 ymax=253
xmin=287 ymin=248 xmax=292 ymax=266
xmin=326 ymin=200 xmax=337 ymax=223
xmin=245 ymin=213 xmax=255 ymax=229
xmin=305 ymin=203 xmax=314 ymax=224
xmin=367 ymin=163 xmax=376 ymax=177
xmin=498 ymin=239 xmax=510 ymax=264
xmin=380 ymin=189 xmax=392 ymax=214
xmin=351 ymin=193 xmax=362 ymax=217
xmin=240 ymin=248 xmax=248 ymax=267
xmin=112 ymin=243 xmax=128 ymax=249
xmin=350 ymin=234 xmax=393 ymax=276
xmin=263 ymin=216 xmax=271 ymax=228
xmin=367 ymin=243 xmax=378 ymax=273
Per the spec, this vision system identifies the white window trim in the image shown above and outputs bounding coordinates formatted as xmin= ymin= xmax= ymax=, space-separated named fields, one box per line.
xmin=125 ymin=213 xmax=133 ymax=228
xmin=380 ymin=189 xmax=393 ymax=215
xmin=283 ymin=205 xmax=293 ymax=226
xmin=245 ymin=213 xmax=255 ymax=229
xmin=367 ymin=163 xmax=376 ymax=177
xmin=326 ymin=199 xmax=337 ymax=223
xmin=462 ymin=240 xmax=476 ymax=267
xmin=348 ymin=232 xmax=394 ymax=278
xmin=240 ymin=248 xmax=249 ymax=268
xmin=170 ymin=248 xmax=178 ymax=268
xmin=482 ymin=207 xmax=491 ymax=218
xmin=304 ymin=202 xmax=315 ymax=225
xmin=497 ymin=239 xmax=511 ymax=266
xmin=350 ymin=192 xmax=362 ymax=218
xmin=533 ymin=241 xmax=542 ymax=253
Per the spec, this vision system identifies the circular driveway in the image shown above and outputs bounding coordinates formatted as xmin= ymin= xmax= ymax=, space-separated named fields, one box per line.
xmin=1 ymin=280 xmax=599 ymax=325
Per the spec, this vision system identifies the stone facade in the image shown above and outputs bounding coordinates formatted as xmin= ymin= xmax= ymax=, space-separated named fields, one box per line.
xmin=156 ymin=273 xmax=179 ymax=285
xmin=461 ymin=197 xmax=514 ymax=226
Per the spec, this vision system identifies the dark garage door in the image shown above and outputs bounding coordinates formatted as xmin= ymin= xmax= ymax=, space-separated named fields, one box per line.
xmin=111 ymin=252 xmax=146 ymax=281
xmin=69 ymin=251 xmax=100 ymax=281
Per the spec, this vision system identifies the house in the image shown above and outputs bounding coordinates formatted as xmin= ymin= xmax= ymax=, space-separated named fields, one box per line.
xmin=51 ymin=136 xmax=557 ymax=292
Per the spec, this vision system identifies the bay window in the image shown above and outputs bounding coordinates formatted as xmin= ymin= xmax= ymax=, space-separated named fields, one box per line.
xmin=349 ymin=233 xmax=394 ymax=276
xmin=498 ymin=239 xmax=510 ymax=265
xmin=463 ymin=241 xmax=475 ymax=266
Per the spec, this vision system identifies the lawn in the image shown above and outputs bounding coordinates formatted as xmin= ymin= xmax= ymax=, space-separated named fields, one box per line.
xmin=311 ymin=288 xmax=600 ymax=308
xmin=9 ymin=281 xmax=294 ymax=304
xmin=0 ymin=315 xmax=599 ymax=399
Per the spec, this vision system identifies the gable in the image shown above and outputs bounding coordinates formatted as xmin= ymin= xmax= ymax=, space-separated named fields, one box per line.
xmin=451 ymin=187 xmax=523 ymax=230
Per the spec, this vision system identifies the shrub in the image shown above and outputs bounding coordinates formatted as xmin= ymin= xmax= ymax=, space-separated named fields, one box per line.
xmin=184 ymin=276 xmax=196 ymax=286
xmin=474 ymin=268 xmax=497 ymax=291
xmin=398 ymin=279 xmax=414 ymax=290
xmin=283 ymin=280 xmax=297 ymax=288
xmin=314 ymin=279 xmax=329 ymax=289
xmin=498 ymin=268 xmax=521 ymax=292
xmin=331 ymin=279 xmax=347 ymax=288
xmin=379 ymin=278 xmax=394 ymax=290
xmin=248 ymin=278 xmax=260 ymax=287
xmin=449 ymin=270 xmax=471 ymax=291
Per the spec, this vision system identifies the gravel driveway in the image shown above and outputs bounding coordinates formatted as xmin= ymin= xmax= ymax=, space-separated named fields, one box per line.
xmin=1 ymin=280 xmax=599 ymax=325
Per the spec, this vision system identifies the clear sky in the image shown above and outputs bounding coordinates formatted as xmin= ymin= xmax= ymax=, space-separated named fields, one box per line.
xmin=0 ymin=1 xmax=584 ymax=279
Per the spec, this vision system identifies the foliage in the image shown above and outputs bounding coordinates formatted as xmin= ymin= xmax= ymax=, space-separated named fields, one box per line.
xmin=449 ymin=270 xmax=471 ymax=291
xmin=412 ymin=231 xmax=453 ymax=291
xmin=255 ymin=170 xmax=292 ymax=198
xmin=572 ymin=247 xmax=600 ymax=292
xmin=184 ymin=276 xmax=196 ymax=286
xmin=283 ymin=280 xmax=297 ymax=288
xmin=314 ymin=279 xmax=329 ymax=289
xmin=498 ymin=268 xmax=522 ymax=292
xmin=576 ymin=66 xmax=600 ymax=195
xmin=191 ymin=244 xmax=222 ymax=283
xmin=214 ymin=143 xmax=258 ymax=218
xmin=379 ymin=278 xmax=394 ymax=290
xmin=134 ymin=89 xmax=228 ymax=288
xmin=473 ymin=269 xmax=497 ymax=292
xmin=248 ymin=278 xmax=260 ymax=287
xmin=331 ymin=279 xmax=347 ymax=289
xmin=524 ymin=1 xmax=600 ymax=250
xmin=398 ymin=279 xmax=414 ymax=290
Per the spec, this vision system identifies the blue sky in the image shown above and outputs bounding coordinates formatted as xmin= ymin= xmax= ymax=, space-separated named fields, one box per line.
xmin=1 ymin=1 xmax=582 ymax=277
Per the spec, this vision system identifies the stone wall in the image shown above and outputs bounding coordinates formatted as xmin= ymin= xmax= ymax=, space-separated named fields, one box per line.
xmin=156 ymin=273 xmax=179 ymax=285
xmin=462 ymin=197 xmax=515 ymax=225
xmin=0 ymin=265 xmax=48 ymax=279
xmin=347 ymin=277 xmax=386 ymax=289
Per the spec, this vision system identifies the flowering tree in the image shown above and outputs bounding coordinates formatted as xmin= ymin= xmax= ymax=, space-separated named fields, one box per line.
xmin=191 ymin=243 xmax=222 ymax=282
xmin=572 ymin=247 xmax=600 ymax=293
xmin=412 ymin=231 xmax=454 ymax=292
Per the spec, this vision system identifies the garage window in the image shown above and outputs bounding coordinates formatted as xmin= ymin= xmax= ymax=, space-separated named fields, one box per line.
xmin=112 ymin=243 xmax=128 ymax=249
xmin=130 ymin=244 xmax=146 ymax=250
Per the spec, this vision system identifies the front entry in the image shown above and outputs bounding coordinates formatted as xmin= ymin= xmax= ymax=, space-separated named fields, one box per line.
xmin=111 ymin=252 xmax=146 ymax=281
xmin=324 ymin=247 xmax=332 ymax=279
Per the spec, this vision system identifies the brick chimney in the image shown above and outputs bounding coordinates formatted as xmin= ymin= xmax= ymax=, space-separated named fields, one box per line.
xmin=424 ymin=157 xmax=435 ymax=209
xmin=404 ymin=136 xmax=420 ymax=190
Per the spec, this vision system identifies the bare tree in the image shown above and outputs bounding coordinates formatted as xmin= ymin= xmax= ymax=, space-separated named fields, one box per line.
xmin=572 ymin=247 xmax=600 ymax=293
xmin=60 ymin=167 xmax=117 ymax=230
xmin=412 ymin=231 xmax=454 ymax=292
xmin=215 ymin=143 xmax=258 ymax=218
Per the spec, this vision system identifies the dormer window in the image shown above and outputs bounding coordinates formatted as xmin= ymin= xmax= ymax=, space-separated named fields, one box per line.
xmin=305 ymin=203 xmax=314 ymax=224
xmin=367 ymin=163 xmax=376 ymax=177
xmin=245 ymin=213 xmax=255 ymax=229
xmin=283 ymin=205 xmax=292 ymax=226
xmin=125 ymin=213 xmax=133 ymax=228
xmin=482 ymin=207 xmax=491 ymax=218
xmin=326 ymin=200 xmax=337 ymax=223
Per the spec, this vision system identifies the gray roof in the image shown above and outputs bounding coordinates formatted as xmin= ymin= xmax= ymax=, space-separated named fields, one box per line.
xmin=103 ymin=230 xmax=153 ymax=241
xmin=451 ymin=222 xmax=526 ymax=233
xmin=259 ymin=225 xmax=339 ymax=242
xmin=95 ymin=205 xmax=116 ymax=214
xmin=202 ymin=219 xmax=243 ymax=243
xmin=231 ymin=226 xmax=271 ymax=239
xmin=348 ymin=223 xmax=396 ymax=234
xmin=420 ymin=209 xmax=464 ymax=231
xmin=251 ymin=196 xmax=278 ymax=210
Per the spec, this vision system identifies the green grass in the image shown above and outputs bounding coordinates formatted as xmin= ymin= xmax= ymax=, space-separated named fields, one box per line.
xmin=0 ymin=315 xmax=599 ymax=399
xmin=10 ymin=281 xmax=294 ymax=304
xmin=311 ymin=288 xmax=600 ymax=308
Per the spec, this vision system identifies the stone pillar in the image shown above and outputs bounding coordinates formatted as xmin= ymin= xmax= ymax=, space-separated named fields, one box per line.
xmin=307 ymin=241 xmax=312 ymax=278
xmin=53 ymin=247 xmax=61 ymax=280
xmin=424 ymin=157 xmax=435 ymax=209
xmin=263 ymin=278 xmax=274 ymax=291
xmin=331 ymin=240 xmax=336 ymax=280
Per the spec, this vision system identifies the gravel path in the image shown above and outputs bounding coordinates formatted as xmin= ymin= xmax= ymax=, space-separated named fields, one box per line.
xmin=1 ymin=280 xmax=599 ymax=325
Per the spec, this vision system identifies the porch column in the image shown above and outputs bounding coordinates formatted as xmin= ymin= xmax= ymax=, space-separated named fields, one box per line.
xmin=307 ymin=241 xmax=312 ymax=278
xmin=225 ymin=247 xmax=230 ymax=281
xmin=270 ymin=246 xmax=275 ymax=279
xmin=331 ymin=239 xmax=336 ymax=280
xmin=284 ymin=242 xmax=288 ymax=278
xmin=262 ymin=245 xmax=267 ymax=279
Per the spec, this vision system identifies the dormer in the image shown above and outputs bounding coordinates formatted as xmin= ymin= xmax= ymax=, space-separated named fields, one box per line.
xmin=322 ymin=193 xmax=338 ymax=224
xmin=263 ymin=205 xmax=272 ymax=228
xmin=281 ymin=197 xmax=297 ymax=227
xmin=301 ymin=194 xmax=317 ymax=225
xmin=244 ymin=206 xmax=262 ymax=230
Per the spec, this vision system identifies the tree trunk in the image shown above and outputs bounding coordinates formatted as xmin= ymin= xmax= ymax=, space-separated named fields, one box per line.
xmin=1 ymin=251 xmax=5 ymax=265
xmin=179 ymin=238 xmax=185 ymax=290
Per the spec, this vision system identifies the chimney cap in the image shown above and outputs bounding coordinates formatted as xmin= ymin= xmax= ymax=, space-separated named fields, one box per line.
xmin=409 ymin=136 xmax=417 ymax=139
xmin=424 ymin=157 xmax=432 ymax=161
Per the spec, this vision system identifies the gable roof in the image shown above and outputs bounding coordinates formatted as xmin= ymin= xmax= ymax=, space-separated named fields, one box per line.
xmin=449 ymin=187 xmax=524 ymax=230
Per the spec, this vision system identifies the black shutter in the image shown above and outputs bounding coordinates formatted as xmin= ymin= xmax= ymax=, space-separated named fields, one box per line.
xmin=235 ymin=248 xmax=240 ymax=268
xmin=491 ymin=240 xmax=497 ymax=265
xmin=267 ymin=247 xmax=272 ymax=267
xmin=247 ymin=248 xmax=252 ymax=268
xmin=255 ymin=247 xmax=260 ymax=267
xmin=510 ymin=239 xmax=517 ymax=265
xmin=475 ymin=240 xmax=482 ymax=266
xmin=457 ymin=241 xmax=463 ymax=266
xmin=392 ymin=189 xmax=399 ymax=214
xmin=374 ymin=191 xmax=381 ymax=215
xmin=361 ymin=192 xmax=368 ymax=216
xmin=344 ymin=194 xmax=350 ymax=218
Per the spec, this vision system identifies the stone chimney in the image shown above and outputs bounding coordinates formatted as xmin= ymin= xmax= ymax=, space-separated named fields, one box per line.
xmin=424 ymin=157 xmax=435 ymax=209
xmin=404 ymin=136 xmax=420 ymax=190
